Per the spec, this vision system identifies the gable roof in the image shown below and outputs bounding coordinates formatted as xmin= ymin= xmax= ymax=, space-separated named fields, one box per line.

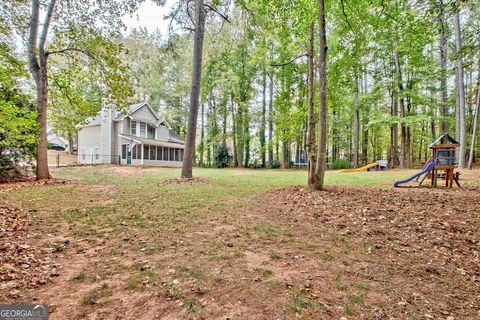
xmin=429 ymin=133 xmax=459 ymax=149
xmin=78 ymin=102 xmax=177 ymax=131
xmin=77 ymin=114 xmax=101 ymax=128
xmin=117 ymin=102 xmax=160 ymax=122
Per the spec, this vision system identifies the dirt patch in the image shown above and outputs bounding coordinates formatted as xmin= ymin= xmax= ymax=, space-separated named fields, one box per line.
xmin=0 ymin=179 xmax=70 ymax=193
xmin=159 ymin=177 xmax=209 ymax=186
xmin=254 ymin=185 xmax=480 ymax=318
xmin=4 ymin=180 xmax=480 ymax=319
xmin=104 ymin=165 xmax=158 ymax=178
xmin=0 ymin=203 xmax=68 ymax=302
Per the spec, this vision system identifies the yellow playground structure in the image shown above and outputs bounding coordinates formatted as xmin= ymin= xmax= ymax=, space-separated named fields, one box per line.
xmin=337 ymin=160 xmax=387 ymax=173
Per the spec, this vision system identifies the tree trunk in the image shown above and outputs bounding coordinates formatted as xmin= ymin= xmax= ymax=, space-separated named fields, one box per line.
xmin=28 ymin=0 xmax=56 ymax=180
xmin=268 ymin=75 xmax=274 ymax=164
xmin=181 ymin=0 xmax=205 ymax=178
xmin=231 ymin=98 xmax=238 ymax=167
xmin=260 ymin=72 xmax=267 ymax=166
xmin=222 ymin=97 xmax=227 ymax=146
xmin=237 ymin=103 xmax=244 ymax=168
xmin=467 ymin=38 xmax=480 ymax=170
xmin=244 ymin=120 xmax=250 ymax=167
xmin=437 ymin=0 xmax=449 ymax=132
xmin=199 ymin=103 xmax=205 ymax=166
xmin=306 ymin=22 xmax=316 ymax=189
xmin=453 ymin=1 xmax=466 ymax=168
xmin=314 ymin=0 xmax=327 ymax=190
xmin=393 ymin=28 xmax=406 ymax=168
xmin=68 ymin=132 xmax=74 ymax=155
xmin=281 ymin=140 xmax=288 ymax=169
xmin=353 ymin=74 xmax=360 ymax=168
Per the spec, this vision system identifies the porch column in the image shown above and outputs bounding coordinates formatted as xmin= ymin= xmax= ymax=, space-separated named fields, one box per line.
xmin=141 ymin=143 xmax=144 ymax=165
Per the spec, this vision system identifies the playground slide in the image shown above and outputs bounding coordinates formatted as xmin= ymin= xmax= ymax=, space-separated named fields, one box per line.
xmin=393 ymin=162 xmax=435 ymax=188
xmin=338 ymin=162 xmax=378 ymax=173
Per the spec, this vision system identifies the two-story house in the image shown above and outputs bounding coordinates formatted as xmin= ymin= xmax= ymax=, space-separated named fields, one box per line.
xmin=77 ymin=102 xmax=185 ymax=166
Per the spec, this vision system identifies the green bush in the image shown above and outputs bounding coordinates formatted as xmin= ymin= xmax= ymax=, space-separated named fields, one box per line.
xmin=214 ymin=144 xmax=232 ymax=168
xmin=330 ymin=159 xmax=352 ymax=170
xmin=268 ymin=160 xmax=281 ymax=169
xmin=0 ymin=44 xmax=37 ymax=181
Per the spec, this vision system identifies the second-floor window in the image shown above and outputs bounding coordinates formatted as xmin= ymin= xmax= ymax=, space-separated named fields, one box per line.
xmin=140 ymin=123 xmax=146 ymax=137
xmin=147 ymin=125 xmax=155 ymax=139
xmin=131 ymin=121 xmax=137 ymax=135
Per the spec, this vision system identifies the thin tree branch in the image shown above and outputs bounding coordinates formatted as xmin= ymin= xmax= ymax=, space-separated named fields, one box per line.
xmin=46 ymin=47 xmax=91 ymax=57
xmin=38 ymin=0 xmax=57 ymax=54
xmin=28 ymin=0 xmax=40 ymax=80
xmin=340 ymin=0 xmax=357 ymax=36
xmin=380 ymin=0 xmax=400 ymax=22
xmin=270 ymin=53 xmax=307 ymax=67
xmin=204 ymin=3 xmax=230 ymax=23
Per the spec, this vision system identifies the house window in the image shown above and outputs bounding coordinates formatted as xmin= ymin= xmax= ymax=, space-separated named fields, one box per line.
xmin=174 ymin=149 xmax=179 ymax=162
xmin=157 ymin=147 xmax=163 ymax=160
xmin=131 ymin=121 xmax=137 ymax=135
xmin=150 ymin=146 xmax=156 ymax=160
xmin=180 ymin=149 xmax=184 ymax=161
xmin=122 ymin=145 xmax=127 ymax=159
xmin=137 ymin=145 xmax=141 ymax=160
xmin=147 ymin=125 xmax=155 ymax=139
xmin=140 ymin=123 xmax=146 ymax=137
xmin=132 ymin=144 xmax=137 ymax=159
xmin=143 ymin=145 xmax=149 ymax=160
xmin=169 ymin=148 xmax=174 ymax=161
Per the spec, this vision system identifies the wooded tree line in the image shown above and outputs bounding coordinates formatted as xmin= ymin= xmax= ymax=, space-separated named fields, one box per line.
xmin=1 ymin=0 xmax=479 ymax=184
xmin=123 ymin=0 xmax=479 ymax=175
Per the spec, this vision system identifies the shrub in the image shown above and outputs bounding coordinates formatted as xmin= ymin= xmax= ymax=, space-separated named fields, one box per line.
xmin=268 ymin=160 xmax=281 ymax=169
xmin=331 ymin=159 xmax=352 ymax=170
xmin=0 ymin=44 xmax=38 ymax=181
xmin=213 ymin=144 xmax=232 ymax=168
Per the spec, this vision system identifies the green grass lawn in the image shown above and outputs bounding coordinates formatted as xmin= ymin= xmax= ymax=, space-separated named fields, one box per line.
xmin=53 ymin=165 xmax=414 ymax=189
xmin=0 ymin=166 xmax=462 ymax=242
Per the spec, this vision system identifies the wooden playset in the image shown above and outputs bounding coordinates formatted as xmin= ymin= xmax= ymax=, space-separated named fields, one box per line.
xmin=393 ymin=133 xmax=461 ymax=188
xmin=428 ymin=133 xmax=461 ymax=188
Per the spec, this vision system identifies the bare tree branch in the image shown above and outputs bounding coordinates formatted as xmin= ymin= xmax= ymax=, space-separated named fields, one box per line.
xmin=270 ymin=53 xmax=307 ymax=67
xmin=204 ymin=3 xmax=230 ymax=23
xmin=28 ymin=0 xmax=40 ymax=81
xmin=340 ymin=0 xmax=357 ymax=36
xmin=46 ymin=47 xmax=91 ymax=57
xmin=38 ymin=0 xmax=57 ymax=53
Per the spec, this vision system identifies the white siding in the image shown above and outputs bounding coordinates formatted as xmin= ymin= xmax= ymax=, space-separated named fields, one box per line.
xmin=77 ymin=125 xmax=101 ymax=164
xmin=100 ymin=108 xmax=114 ymax=162
xmin=156 ymin=125 xmax=169 ymax=140
xmin=131 ymin=106 xmax=158 ymax=122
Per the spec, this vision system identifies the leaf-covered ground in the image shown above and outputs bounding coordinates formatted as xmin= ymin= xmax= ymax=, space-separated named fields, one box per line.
xmin=0 ymin=166 xmax=479 ymax=319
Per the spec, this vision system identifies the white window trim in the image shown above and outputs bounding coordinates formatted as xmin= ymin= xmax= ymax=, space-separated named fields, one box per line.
xmin=140 ymin=122 xmax=146 ymax=138
xmin=131 ymin=120 xmax=137 ymax=135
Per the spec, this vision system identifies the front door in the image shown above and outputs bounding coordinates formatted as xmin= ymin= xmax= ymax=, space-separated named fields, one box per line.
xmin=127 ymin=150 xmax=132 ymax=165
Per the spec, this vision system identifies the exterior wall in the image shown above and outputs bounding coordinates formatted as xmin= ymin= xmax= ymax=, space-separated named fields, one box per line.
xmin=100 ymin=109 xmax=114 ymax=162
xmin=156 ymin=124 xmax=169 ymax=140
xmin=77 ymin=125 xmax=102 ymax=164
xmin=122 ymin=118 xmax=131 ymax=135
xmin=120 ymin=159 xmax=182 ymax=167
xmin=131 ymin=105 xmax=155 ymax=120
xmin=112 ymin=121 xmax=119 ymax=162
